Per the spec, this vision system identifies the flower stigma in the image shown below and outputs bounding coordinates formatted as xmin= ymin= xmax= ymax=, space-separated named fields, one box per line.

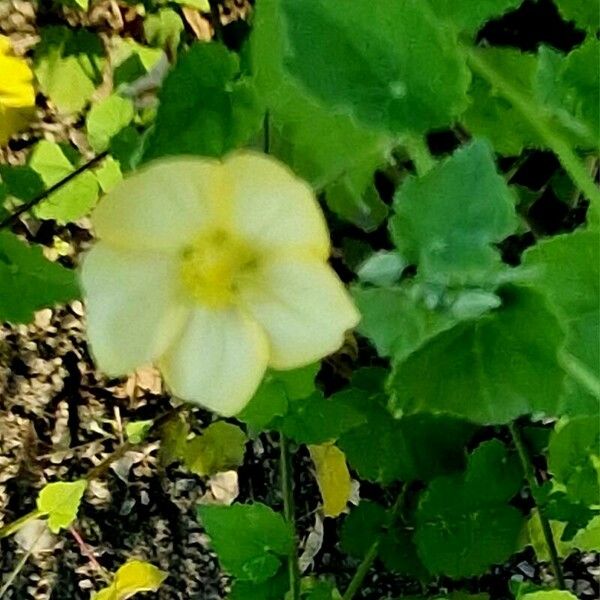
xmin=179 ymin=229 xmax=257 ymax=308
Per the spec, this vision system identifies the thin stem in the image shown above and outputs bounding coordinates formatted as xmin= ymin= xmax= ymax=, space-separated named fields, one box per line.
xmin=69 ymin=526 xmax=111 ymax=583
xmin=0 ymin=151 xmax=109 ymax=231
xmin=342 ymin=487 xmax=406 ymax=600
xmin=560 ymin=351 xmax=600 ymax=399
xmin=0 ymin=509 xmax=42 ymax=539
xmin=404 ymin=136 xmax=436 ymax=177
xmin=466 ymin=48 xmax=600 ymax=222
xmin=279 ymin=431 xmax=300 ymax=600
xmin=509 ymin=422 xmax=566 ymax=589
xmin=0 ymin=530 xmax=43 ymax=599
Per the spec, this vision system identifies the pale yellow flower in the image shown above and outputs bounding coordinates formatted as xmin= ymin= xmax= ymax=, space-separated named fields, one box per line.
xmin=81 ymin=152 xmax=360 ymax=415
xmin=0 ymin=36 xmax=35 ymax=145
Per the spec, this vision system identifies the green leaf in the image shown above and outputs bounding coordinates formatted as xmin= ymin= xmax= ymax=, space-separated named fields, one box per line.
xmin=172 ymin=0 xmax=210 ymax=10
xmin=158 ymin=414 xmax=190 ymax=467
xmin=86 ymin=95 xmax=135 ymax=152
xmin=389 ymin=286 xmax=566 ymax=424
xmin=0 ymin=165 xmax=44 ymax=202
xmin=0 ymin=232 xmax=79 ymax=323
xmin=253 ymin=0 xmax=469 ymax=136
xmin=357 ymin=251 xmax=407 ymax=287
xmin=237 ymin=379 xmax=288 ymax=434
xmin=390 ymin=140 xmax=518 ymax=285
xmin=34 ymin=26 xmax=105 ymax=114
xmin=125 ymin=420 xmax=153 ymax=444
xmin=554 ymin=0 xmax=600 ymax=33
xmin=36 ymin=480 xmax=87 ymax=533
xmin=198 ymin=503 xmax=294 ymax=582
xmin=379 ymin=524 xmax=428 ymax=579
xmin=28 ymin=141 xmax=99 ymax=223
xmin=93 ymin=560 xmax=167 ymax=600
xmin=94 ymin=156 xmax=123 ymax=193
xmin=462 ymin=49 xmax=540 ymax=156
xmin=340 ymin=501 xmax=388 ymax=559
xmin=144 ymin=8 xmax=184 ymax=57
xmin=520 ymin=591 xmax=577 ymax=600
xmin=184 ymin=421 xmax=247 ymax=477
xmin=228 ymin=569 xmax=289 ymax=600
xmin=352 ymin=285 xmax=457 ymax=360
xmin=281 ymin=392 xmax=365 ymax=445
xmin=110 ymin=38 xmax=164 ymax=89
xmin=548 ymin=417 xmax=600 ymax=505
xmin=338 ymin=385 xmax=474 ymax=484
xmin=522 ymin=230 xmax=599 ymax=412
xmin=144 ymin=42 xmax=263 ymax=160
xmin=415 ymin=440 xmax=524 ymax=578
xmin=429 ymin=0 xmax=524 ymax=34
xmin=535 ymin=40 xmax=599 ymax=150
xmin=300 ymin=577 xmax=342 ymax=599
xmin=271 ymin=364 xmax=319 ymax=400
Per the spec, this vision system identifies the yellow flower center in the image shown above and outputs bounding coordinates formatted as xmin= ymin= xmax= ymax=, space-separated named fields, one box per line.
xmin=179 ymin=230 xmax=256 ymax=307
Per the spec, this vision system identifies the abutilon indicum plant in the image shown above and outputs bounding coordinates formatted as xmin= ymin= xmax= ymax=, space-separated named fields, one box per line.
xmin=0 ymin=0 xmax=598 ymax=599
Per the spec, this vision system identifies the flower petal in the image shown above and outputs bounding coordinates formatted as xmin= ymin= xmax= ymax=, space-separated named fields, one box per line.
xmin=92 ymin=157 xmax=225 ymax=252
xmin=159 ymin=308 xmax=269 ymax=416
xmin=239 ymin=258 xmax=360 ymax=369
xmin=224 ymin=151 xmax=330 ymax=259
xmin=81 ymin=243 xmax=189 ymax=376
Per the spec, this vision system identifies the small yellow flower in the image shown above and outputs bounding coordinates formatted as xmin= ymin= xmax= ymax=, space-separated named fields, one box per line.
xmin=81 ymin=152 xmax=360 ymax=415
xmin=0 ymin=36 xmax=35 ymax=145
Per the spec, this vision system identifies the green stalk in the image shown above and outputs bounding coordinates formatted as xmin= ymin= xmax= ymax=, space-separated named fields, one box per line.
xmin=560 ymin=351 xmax=600 ymax=399
xmin=342 ymin=487 xmax=406 ymax=600
xmin=466 ymin=48 xmax=600 ymax=222
xmin=509 ymin=422 xmax=566 ymax=589
xmin=279 ymin=432 xmax=301 ymax=600
xmin=0 ymin=509 xmax=42 ymax=539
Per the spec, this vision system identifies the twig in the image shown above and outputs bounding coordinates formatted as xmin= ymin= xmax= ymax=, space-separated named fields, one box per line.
xmin=0 ymin=151 xmax=109 ymax=231
xmin=69 ymin=526 xmax=111 ymax=583
xmin=279 ymin=431 xmax=300 ymax=600
xmin=404 ymin=136 xmax=436 ymax=177
xmin=509 ymin=421 xmax=566 ymax=589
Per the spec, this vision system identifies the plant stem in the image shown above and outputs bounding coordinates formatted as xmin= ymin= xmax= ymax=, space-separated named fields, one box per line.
xmin=0 ymin=151 xmax=109 ymax=231
xmin=404 ymin=136 xmax=436 ymax=177
xmin=69 ymin=526 xmax=112 ymax=582
xmin=508 ymin=422 xmax=566 ymax=589
xmin=560 ymin=351 xmax=600 ymax=399
xmin=0 ymin=530 xmax=43 ymax=599
xmin=342 ymin=487 xmax=406 ymax=600
xmin=0 ymin=509 xmax=43 ymax=539
xmin=279 ymin=431 xmax=300 ymax=600
xmin=466 ymin=48 xmax=600 ymax=222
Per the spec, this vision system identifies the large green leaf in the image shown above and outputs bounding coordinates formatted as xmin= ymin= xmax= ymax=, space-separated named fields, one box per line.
xmin=254 ymin=0 xmax=469 ymax=136
xmin=34 ymin=27 xmax=105 ymax=114
xmin=86 ymin=95 xmax=135 ymax=152
xmin=250 ymin=0 xmax=391 ymax=230
xmin=390 ymin=140 xmax=518 ymax=285
xmin=198 ymin=503 xmax=294 ymax=583
xmin=29 ymin=141 xmax=99 ymax=223
xmin=522 ymin=230 xmax=599 ymax=412
xmin=337 ymin=375 xmax=474 ymax=483
xmin=144 ymin=42 xmax=262 ymax=160
xmin=415 ymin=440 xmax=524 ymax=578
xmin=389 ymin=286 xmax=566 ymax=424
xmin=0 ymin=232 xmax=79 ymax=323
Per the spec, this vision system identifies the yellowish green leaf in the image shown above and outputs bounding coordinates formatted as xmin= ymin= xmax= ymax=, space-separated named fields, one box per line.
xmin=36 ymin=479 xmax=87 ymax=533
xmin=93 ymin=560 xmax=167 ymax=600
xmin=308 ymin=443 xmax=352 ymax=518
